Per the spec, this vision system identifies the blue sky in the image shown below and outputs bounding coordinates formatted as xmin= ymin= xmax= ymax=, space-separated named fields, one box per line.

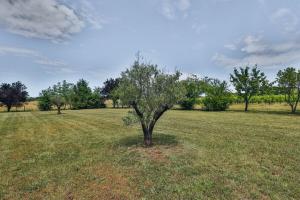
xmin=1 ymin=0 xmax=300 ymax=96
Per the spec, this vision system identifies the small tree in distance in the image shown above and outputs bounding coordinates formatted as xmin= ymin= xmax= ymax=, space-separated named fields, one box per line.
xmin=202 ymin=78 xmax=231 ymax=111
xmin=72 ymin=79 xmax=92 ymax=109
xmin=38 ymin=88 xmax=52 ymax=111
xmin=179 ymin=75 xmax=203 ymax=110
xmin=101 ymin=78 xmax=120 ymax=108
xmin=51 ymin=95 xmax=65 ymax=114
xmin=277 ymin=67 xmax=300 ymax=113
xmin=51 ymin=82 xmax=66 ymax=114
xmin=61 ymin=80 xmax=74 ymax=109
xmin=118 ymin=59 xmax=185 ymax=146
xmin=88 ymin=87 xmax=106 ymax=109
xmin=0 ymin=81 xmax=28 ymax=112
xmin=230 ymin=65 xmax=268 ymax=112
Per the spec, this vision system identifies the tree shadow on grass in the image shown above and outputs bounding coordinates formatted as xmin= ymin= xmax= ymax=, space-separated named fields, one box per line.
xmin=117 ymin=132 xmax=179 ymax=147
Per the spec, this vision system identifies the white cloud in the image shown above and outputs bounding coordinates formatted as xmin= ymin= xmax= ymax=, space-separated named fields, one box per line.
xmin=0 ymin=46 xmax=39 ymax=57
xmin=62 ymin=0 xmax=109 ymax=30
xmin=257 ymin=0 xmax=266 ymax=5
xmin=160 ymin=0 xmax=191 ymax=20
xmin=212 ymin=53 xmax=240 ymax=67
xmin=224 ymin=44 xmax=237 ymax=51
xmin=177 ymin=0 xmax=191 ymax=11
xmin=0 ymin=0 xmax=85 ymax=41
xmin=270 ymin=8 xmax=298 ymax=33
xmin=161 ymin=0 xmax=176 ymax=20
xmin=35 ymin=58 xmax=68 ymax=67
xmin=192 ymin=23 xmax=207 ymax=34
xmin=241 ymin=35 xmax=266 ymax=54
xmin=35 ymin=58 xmax=76 ymax=74
xmin=212 ymin=35 xmax=300 ymax=68
xmin=0 ymin=45 xmax=74 ymax=73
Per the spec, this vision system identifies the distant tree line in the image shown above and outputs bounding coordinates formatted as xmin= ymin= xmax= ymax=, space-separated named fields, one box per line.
xmin=100 ymin=66 xmax=300 ymax=113
xmin=0 ymin=66 xmax=299 ymax=115
xmin=38 ymin=79 xmax=105 ymax=114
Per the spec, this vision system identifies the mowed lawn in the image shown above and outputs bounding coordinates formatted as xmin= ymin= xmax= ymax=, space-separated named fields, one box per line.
xmin=0 ymin=108 xmax=299 ymax=199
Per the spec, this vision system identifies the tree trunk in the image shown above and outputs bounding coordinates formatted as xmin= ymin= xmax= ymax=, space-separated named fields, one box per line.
xmin=57 ymin=106 xmax=61 ymax=114
xmin=293 ymin=95 xmax=299 ymax=113
xmin=245 ymin=99 xmax=249 ymax=112
xmin=7 ymin=105 xmax=11 ymax=112
xmin=132 ymin=103 xmax=170 ymax=147
xmin=291 ymin=105 xmax=297 ymax=114
xmin=143 ymin=129 xmax=153 ymax=147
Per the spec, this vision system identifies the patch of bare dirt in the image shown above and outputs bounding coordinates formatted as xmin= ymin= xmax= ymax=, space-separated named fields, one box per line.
xmin=129 ymin=145 xmax=184 ymax=164
xmin=71 ymin=164 xmax=141 ymax=200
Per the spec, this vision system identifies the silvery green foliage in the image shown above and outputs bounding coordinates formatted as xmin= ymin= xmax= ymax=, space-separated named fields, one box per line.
xmin=122 ymin=111 xmax=139 ymax=126
xmin=50 ymin=94 xmax=65 ymax=108
xmin=117 ymin=60 xmax=185 ymax=129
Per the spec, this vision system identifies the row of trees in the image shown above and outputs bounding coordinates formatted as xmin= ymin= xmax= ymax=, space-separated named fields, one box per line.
xmin=38 ymin=79 xmax=105 ymax=114
xmin=0 ymin=67 xmax=299 ymax=116
xmin=177 ymin=76 xmax=232 ymax=111
xmin=177 ymin=66 xmax=300 ymax=113
xmin=230 ymin=66 xmax=300 ymax=113
xmin=101 ymin=66 xmax=300 ymax=114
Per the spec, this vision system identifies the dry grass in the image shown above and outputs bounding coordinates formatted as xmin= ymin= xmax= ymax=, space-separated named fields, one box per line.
xmin=0 ymin=101 xmax=38 ymax=112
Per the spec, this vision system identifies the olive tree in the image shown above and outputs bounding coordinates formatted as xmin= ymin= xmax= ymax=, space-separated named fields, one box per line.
xmin=118 ymin=60 xmax=185 ymax=146
xmin=230 ymin=65 xmax=268 ymax=111
xmin=51 ymin=82 xmax=66 ymax=114
xmin=277 ymin=67 xmax=300 ymax=113
xmin=51 ymin=95 xmax=65 ymax=114
xmin=61 ymin=80 xmax=74 ymax=109
xmin=38 ymin=82 xmax=65 ymax=114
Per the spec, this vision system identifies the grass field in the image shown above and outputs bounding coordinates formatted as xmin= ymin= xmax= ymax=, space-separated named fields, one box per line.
xmin=0 ymin=107 xmax=299 ymax=199
xmin=0 ymin=101 xmax=38 ymax=112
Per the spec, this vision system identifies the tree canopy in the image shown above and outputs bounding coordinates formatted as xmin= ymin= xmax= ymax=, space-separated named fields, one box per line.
xmin=38 ymin=79 xmax=105 ymax=112
xmin=202 ymin=78 xmax=231 ymax=111
xmin=179 ymin=75 xmax=203 ymax=110
xmin=277 ymin=67 xmax=300 ymax=113
xmin=230 ymin=65 xmax=268 ymax=111
xmin=38 ymin=88 xmax=52 ymax=111
xmin=101 ymin=78 xmax=120 ymax=108
xmin=72 ymin=79 xmax=92 ymax=109
xmin=0 ymin=81 xmax=28 ymax=112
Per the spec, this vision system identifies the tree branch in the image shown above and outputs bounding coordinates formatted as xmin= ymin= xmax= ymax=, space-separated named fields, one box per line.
xmin=149 ymin=105 xmax=170 ymax=133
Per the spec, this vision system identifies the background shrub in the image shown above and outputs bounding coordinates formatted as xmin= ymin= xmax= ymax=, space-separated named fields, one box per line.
xmin=202 ymin=79 xmax=231 ymax=111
